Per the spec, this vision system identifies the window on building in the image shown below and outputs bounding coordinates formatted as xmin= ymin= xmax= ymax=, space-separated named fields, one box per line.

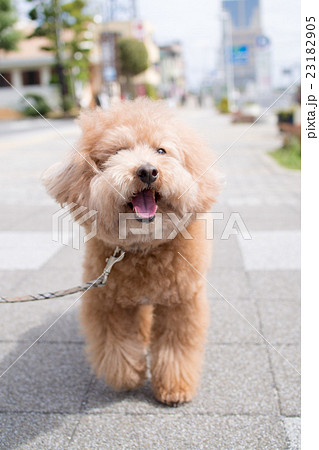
xmin=22 ymin=70 xmax=40 ymax=86
xmin=0 ymin=72 xmax=12 ymax=88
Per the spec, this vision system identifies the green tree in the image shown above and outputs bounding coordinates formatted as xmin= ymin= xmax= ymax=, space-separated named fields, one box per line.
xmin=0 ymin=0 xmax=22 ymax=51
xmin=118 ymin=38 xmax=148 ymax=97
xmin=62 ymin=0 xmax=92 ymax=84
xmin=27 ymin=0 xmax=92 ymax=111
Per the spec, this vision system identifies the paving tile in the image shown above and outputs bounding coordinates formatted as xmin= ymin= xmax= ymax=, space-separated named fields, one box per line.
xmin=0 ymin=299 xmax=83 ymax=343
xmin=283 ymin=417 xmax=301 ymax=450
xmin=0 ymin=261 xmax=81 ymax=298
xmin=258 ymin=300 xmax=300 ymax=344
xmin=13 ymin=206 xmax=57 ymax=232
xmin=0 ymin=342 xmax=91 ymax=413
xmin=0 ymin=205 xmax=43 ymax=231
xmin=0 ymin=248 xmax=89 ymax=344
xmin=0 ymin=181 xmax=54 ymax=207
xmin=226 ymin=194 xmax=299 ymax=208
xmin=0 ymin=232 xmax=62 ymax=270
xmin=70 ymin=414 xmax=287 ymax=449
xmin=82 ymin=378 xmax=157 ymax=415
xmin=0 ymin=205 xmax=58 ymax=232
xmin=84 ymin=344 xmax=278 ymax=416
xmin=202 ymin=344 xmax=278 ymax=415
xmin=43 ymin=245 xmax=84 ymax=271
xmin=0 ymin=412 xmax=78 ymax=449
xmin=208 ymin=208 xmax=238 ymax=237
xmin=11 ymin=266 xmax=82 ymax=295
xmin=0 ymin=260 xmax=85 ymax=342
xmin=226 ymin=205 xmax=300 ymax=231
xmin=206 ymin=268 xmax=249 ymax=300
xmin=238 ymin=231 xmax=300 ymax=271
xmin=248 ymin=270 xmax=300 ymax=300
xmin=208 ymin=298 xmax=263 ymax=344
xmin=269 ymin=345 xmax=301 ymax=416
xmin=211 ymin=236 xmax=244 ymax=269
xmin=0 ymin=270 xmax=29 ymax=294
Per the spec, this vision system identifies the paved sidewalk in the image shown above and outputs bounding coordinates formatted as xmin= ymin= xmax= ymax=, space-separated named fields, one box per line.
xmin=0 ymin=108 xmax=300 ymax=449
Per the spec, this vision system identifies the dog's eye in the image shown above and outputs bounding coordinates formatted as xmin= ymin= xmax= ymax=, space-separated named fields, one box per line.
xmin=115 ymin=148 xmax=128 ymax=155
xmin=157 ymin=148 xmax=166 ymax=154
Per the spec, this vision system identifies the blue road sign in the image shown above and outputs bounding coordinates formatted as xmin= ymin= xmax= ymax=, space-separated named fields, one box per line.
xmin=231 ymin=45 xmax=249 ymax=65
xmin=256 ymin=35 xmax=270 ymax=47
xmin=103 ymin=66 xmax=117 ymax=82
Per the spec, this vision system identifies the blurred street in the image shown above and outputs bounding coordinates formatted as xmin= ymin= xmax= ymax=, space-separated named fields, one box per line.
xmin=0 ymin=107 xmax=300 ymax=448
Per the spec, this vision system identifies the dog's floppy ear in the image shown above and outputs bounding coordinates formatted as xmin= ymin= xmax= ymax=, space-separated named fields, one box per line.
xmin=42 ymin=109 xmax=106 ymax=206
xmin=42 ymin=151 xmax=97 ymax=206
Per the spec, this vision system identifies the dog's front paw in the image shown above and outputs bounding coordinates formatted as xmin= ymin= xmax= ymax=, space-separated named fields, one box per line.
xmin=88 ymin=341 xmax=147 ymax=391
xmin=154 ymin=386 xmax=194 ymax=407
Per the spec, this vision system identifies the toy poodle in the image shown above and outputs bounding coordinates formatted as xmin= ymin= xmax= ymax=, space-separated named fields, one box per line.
xmin=43 ymin=98 xmax=221 ymax=406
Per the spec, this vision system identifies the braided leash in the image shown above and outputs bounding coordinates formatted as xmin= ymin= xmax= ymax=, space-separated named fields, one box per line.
xmin=0 ymin=247 xmax=125 ymax=304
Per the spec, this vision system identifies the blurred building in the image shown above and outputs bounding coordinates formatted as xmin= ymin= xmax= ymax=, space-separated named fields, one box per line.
xmin=93 ymin=20 xmax=160 ymax=100
xmin=0 ymin=17 xmax=161 ymax=112
xmin=0 ymin=23 xmax=96 ymax=111
xmin=0 ymin=31 xmax=60 ymax=110
xmin=222 ymin=0 xmax=271 ymax=103
xmin=223 ymin=0 xmax=261 ymax=88
xmin=158 ymin=42 xmax=186 ymax=101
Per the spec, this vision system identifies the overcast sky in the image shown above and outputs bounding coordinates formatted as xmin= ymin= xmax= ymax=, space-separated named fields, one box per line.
xmin=138 ymin=0 xmax=301 ymax=88
xmin=18 ymin=0 xmax=301 ymax=89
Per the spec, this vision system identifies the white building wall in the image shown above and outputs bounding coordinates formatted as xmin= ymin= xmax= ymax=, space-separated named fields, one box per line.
xmin=0 ymin=83 xmax=60 ymax=110
xmin=40 ymin=66 xmax=51 ymax=86
xmin=0 ymin=66 xmax=60 ymax=110
xmin=11 ymin=69 xmax=22 ymax=88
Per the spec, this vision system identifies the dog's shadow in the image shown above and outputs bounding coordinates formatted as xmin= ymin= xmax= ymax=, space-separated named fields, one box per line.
xmin=0 ymin=308 xmax=165 ymax=448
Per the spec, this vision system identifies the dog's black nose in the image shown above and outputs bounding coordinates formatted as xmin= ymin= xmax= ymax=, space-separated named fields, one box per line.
xmin=136 ymin=164 xmax=158 ymax=184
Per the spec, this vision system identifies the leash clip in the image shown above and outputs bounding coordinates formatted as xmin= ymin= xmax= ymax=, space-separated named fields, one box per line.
xmin=101 ymin=246 xmax=125 ymax=285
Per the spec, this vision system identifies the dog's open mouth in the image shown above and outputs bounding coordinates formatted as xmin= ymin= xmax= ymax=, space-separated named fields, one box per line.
xmin=128 ymin=189 xmax=159 ymax=222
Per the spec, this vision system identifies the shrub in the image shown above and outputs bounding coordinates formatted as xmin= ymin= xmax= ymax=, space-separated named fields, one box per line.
xmin=277 ymin=109 xmax=294 ymax=124
xmin=22 ymin=93 xmax=51 ymax=117
xmin=269 ymin=135 xmax=301 ymax=170
xmin=145 ymin=83 xmax=158 ymax=100
xmin=118 ymin=38 xmax=148 ymax=77
xmin=217 ymin=97 xmax=229 ymax=114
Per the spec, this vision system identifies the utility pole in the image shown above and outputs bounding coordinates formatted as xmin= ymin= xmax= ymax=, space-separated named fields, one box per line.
xmin=222 ymin=10 xmax=235 ymax=112
xmin=98 ymin=0 xmax=137 ymax=105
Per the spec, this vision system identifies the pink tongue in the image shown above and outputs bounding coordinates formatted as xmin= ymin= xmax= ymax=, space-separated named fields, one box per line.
xmin=132 ymin=189 xmax=158 ymax=219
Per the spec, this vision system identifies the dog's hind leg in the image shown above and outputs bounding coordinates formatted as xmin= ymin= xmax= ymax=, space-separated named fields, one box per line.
xmin=80 ymin=293 xmax=147 ymax=391
xmin=150 ymin=290 xmax=209 ymax=406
